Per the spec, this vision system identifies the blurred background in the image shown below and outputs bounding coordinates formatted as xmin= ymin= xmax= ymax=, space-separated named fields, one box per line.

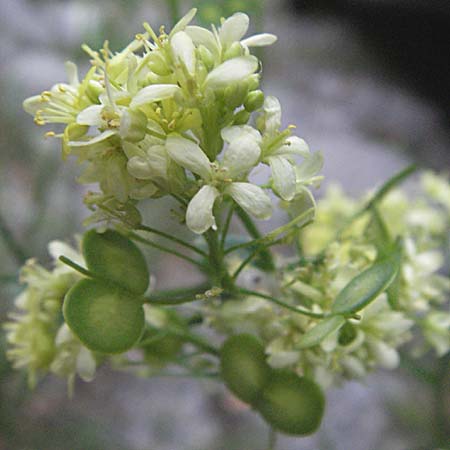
xmin=0 ymin=0 xmax=449 ymax=449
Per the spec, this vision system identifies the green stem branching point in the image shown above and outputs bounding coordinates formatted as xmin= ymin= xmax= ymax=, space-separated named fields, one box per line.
xmin=239 ymin=288 xmax=325 ymax=319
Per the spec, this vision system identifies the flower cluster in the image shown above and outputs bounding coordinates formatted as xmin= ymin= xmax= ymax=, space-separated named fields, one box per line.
xmin=23 ymin=9 xmax=321 ymax=234
xmin=4 ymin=241 xmax=95 ymax=389
xmin=205 ymin=172 xmax=450 ymax=388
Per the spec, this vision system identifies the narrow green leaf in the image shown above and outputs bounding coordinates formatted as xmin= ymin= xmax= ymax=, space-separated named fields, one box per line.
xmin=331 ymin=243 xmax=401 ymax=314
xmin=296 ymin=316 xmax=345 ymax=349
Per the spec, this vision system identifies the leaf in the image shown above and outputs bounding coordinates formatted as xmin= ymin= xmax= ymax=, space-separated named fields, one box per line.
xmin=296 ymin=316 xmax=346 ymax=349
xmin=331 ymin=242 xmax=401 ymax=315
xmin=64 ymin=279 xmax=145 ymax=354
xmin=82 ymin=229 xmax=149 ymax=295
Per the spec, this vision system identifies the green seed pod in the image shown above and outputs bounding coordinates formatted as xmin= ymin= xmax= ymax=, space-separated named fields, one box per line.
xmin=244 ymin=90 xmax=264 ymax=112
xmin=256 ymin=370 xmax=325 ymax=436
xmin=82 ymin=229 xmax=149 ymax=295
xmin=233 ymin=109 xmax=251 ymax=125
xmin=220 ymin=334 xmax=271 ymax=405
xmin=63 ymin=279 xmax=145 ymax=354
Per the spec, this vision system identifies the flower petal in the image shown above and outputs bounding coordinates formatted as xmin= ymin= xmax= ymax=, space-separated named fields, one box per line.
xmin=185 ymin=26 xmax=218 ymax=55
xmin=223 ymin=135 xmax=260 ymax=178
xmin=186 ymin=185 xmax=220 ymax=234
xmin=171 ymin=31 xmax=196 ymax=75
xmin=76 ymin=105 xmax=103 ymax=126
xmin=69 ymin=130 xmax=117 ymax=147
xmin=166 ymin=134 xmax=211 ymax=180
xmin=226 ymin=182 xmax=272 ymax=219
xmin=219 ymin=12 xmax=249 ymax=46
xmin=241 ymin=33 xmax=278 ymax=47
xmin=130 ymin=84 xmax=181 ymax=108
xmin=268 ymin=155 xmax=296 ymax=201
xmin=296 ymin=151 xmax=324 ymax=184
xmin=221 ymin=125 xmax=262 ymax=144
xmin=205 ymin=56 xmax=258 ymax=88
xmin=274 ymin=136 xmax=310 ymax=158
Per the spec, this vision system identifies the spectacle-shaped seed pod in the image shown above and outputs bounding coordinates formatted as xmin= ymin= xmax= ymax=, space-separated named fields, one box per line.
xmin=220 ymin=334 xmax=271 ymax=405
xmin=82 ymin=229 xmax=149 ymax=295
xmin=63 ymin=278 xmax=145 ymax=354
xmin=255 ymin=369 xmax=325 ymax=436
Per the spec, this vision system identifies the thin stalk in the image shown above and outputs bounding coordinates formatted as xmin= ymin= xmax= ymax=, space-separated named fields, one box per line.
xmin=239 ymin=288 xmax=325 ymax=319
xmin=164 ymin=326 xmax=219 ymax=356
xmin=137 ymin=224 xmax=207 ymax=257
xmin=144 ymin=295 xmax=204 ymax=306
xmin=231 ymin=235 xmax=288 ymax=281
xmin=226 ymin=211 xmax=314 ymax=255
xmin=204 ymin=229 xmax=234 ymax=291
xmin=235 ymin=206 xmax=275 ymax=271
xmin=336 ymin=165 xmax=417 ymax=239
xmin=146 ymin=283 xmax=210 ymax=300
xmin=0 ymin=212 xmax=27 ymax=265
xmin=59 ymin=256 xmax=94 ymax=278
xmin=128 ymin=232 xmax=205 ymax=269
xmin=220 ymin=203 xmax=235 ymax=251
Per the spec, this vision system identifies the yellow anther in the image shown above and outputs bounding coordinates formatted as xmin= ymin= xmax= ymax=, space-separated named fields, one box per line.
xmin=288 ymin=124 xmax=296 ymax=130
xmin=45 ymin=131 xmax=56 ymax=137
xmin=167 ymin=119 xmax=176 ymax=129
xmin=58 ymin=85 xmax=67 ymax=93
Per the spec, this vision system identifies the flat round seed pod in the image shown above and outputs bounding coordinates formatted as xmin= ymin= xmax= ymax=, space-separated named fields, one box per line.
xmin=63 ymin=278 xmax=145 ymax=354
xmin=220 ymin=334 xmax=271 ymax=405
xmin=256 ymin=370 xmax=325 ymax=435
xmin=82 ymin=229 xmax=149 ymax=295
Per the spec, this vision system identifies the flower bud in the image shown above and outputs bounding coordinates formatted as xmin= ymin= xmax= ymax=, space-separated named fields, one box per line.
xmin=85 ymin=80 xmax=103 ymax=104
xmin=147 ymin=52 xmax=172 ymax=76
xmin=247 ymin=74 xmax=260 ymax=91
xmin=233 ymin=109 xmax=251 ymax=125
xmin=244 ymin=89 xmax=264 ymax=112
xmin=224 ymin=42 xmax=244 ymax=60
xmin=120 ymin=109 xmax=148 ymax=142
xmin=197 ymin=45 xmax=214 ymax=71
xmin=224 ymin=83 xmax=248 ymax=109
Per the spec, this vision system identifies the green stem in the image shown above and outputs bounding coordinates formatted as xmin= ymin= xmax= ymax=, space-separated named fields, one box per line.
xmin=226 ymin=209 xmax=314 ymax=255
xmin=234 ymin=207 xmax=275 ymax=271
xmin=239 ymin=288 xmax=325 ymax=319
xmin=146 ymin=284 xmax=210 ymax=300
xmin=231 ymin=235 xmax=288 ymax=281
xmin=336 ymin=165 xmax=417 ymax=239
xmin=204 ymin=229 xmax=234 ymax=292
xmin=220 ymin=203 xmax=235 ymax=252
xmin=0 ymin=212 xmax=27 ymax=265
xmin=128 ymin=232 xmax=205 ymax=269
xmin=144 ymin=295 xmax=203 ymax=306
xmin=59 ymin=256 xmax=94 ymax=278
xmin=137 ymin=224 xmax=207 ymax=257
xmin=164 ymin=326 xmax=219 ymax=356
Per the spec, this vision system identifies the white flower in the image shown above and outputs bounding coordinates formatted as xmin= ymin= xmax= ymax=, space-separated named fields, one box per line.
xmin=422 ymin=312 xmax=450 ymax=357
xmin=166 ymin=133 xmax=271 ymax=234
